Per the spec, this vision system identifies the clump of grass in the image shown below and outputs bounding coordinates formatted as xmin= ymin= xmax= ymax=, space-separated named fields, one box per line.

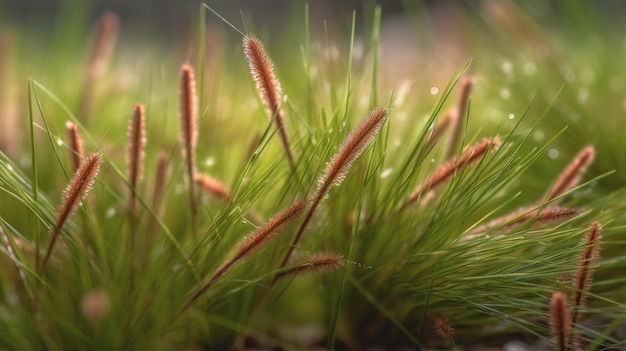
xmin=0 ymin=2 xmax=624 ymax=350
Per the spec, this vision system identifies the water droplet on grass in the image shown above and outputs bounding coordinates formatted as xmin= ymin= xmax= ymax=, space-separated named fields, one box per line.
xmin=381 ymin=168 xmax=393 ymax=179
xmin=105 ymin=207 xmax=116 ymax=218
xmin=500 ymin=88 xmax=511 ymax=99
xmin=523 ymin=62 xmax=536 ymax=76
xmin=533 ymin=130 xmax=545 ymax=141
xmin=430 ymin=86 xmax=439 ymax=95
xmin=548 ymin=148 xmax=559 ymax=159
xmin=204 ymin=157 xmax=215 ymax=167
xmin=508 ymin=113 xmax=515 ymax=120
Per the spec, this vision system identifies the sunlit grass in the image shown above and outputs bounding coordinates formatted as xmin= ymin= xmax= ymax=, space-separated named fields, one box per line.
xmin=0 ymin=1 xmax=624 ymax=350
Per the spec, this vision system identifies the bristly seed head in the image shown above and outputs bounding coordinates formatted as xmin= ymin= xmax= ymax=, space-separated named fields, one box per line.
xmin=42 ymin=153 xmax=103 ymax=272
xmin=243 ymin=35 xmax=295 ymax=167
xmin=276 ymin=253 xmax=343 ymax=280
xmin=543 ymin=146 xmax=595 ymax=204
xmin=550 ymin=291 xmax=570 ymax=351
xmin=127 ymin=104 xmax=146 ymax=189
xmin=179 ymin=64 xmax=198 ymax=177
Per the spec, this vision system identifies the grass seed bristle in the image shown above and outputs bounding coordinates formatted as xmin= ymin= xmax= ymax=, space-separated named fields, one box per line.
xmin=550 ymin=291 xmax=570 ymax=351
xmin=543 ymin=146 xmax=595 ymax=204
xmin=42 ymin=153 xmax=102 ymax=272
xmin=276 ymin=253 xmax=343 ymax=280
xmin=243 ymin=35 xmax=295 ymax=168
xmin=180 ymin=64 xmax=198 ymax=218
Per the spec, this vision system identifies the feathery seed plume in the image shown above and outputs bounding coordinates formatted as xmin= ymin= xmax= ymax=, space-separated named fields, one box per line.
xmin=243 ymin=35 xmax=295 ymax=168
xmin=42 ymin=153 xmax=103 ymax=272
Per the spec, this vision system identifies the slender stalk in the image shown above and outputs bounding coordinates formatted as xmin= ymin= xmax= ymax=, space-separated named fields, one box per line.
xmin=275 ymin=108 xmax=388 ymax=279
xmin=42 ymin=153 xmax=102 ymax=273
xmin=243 ymin=35 xmax=295 ymax=169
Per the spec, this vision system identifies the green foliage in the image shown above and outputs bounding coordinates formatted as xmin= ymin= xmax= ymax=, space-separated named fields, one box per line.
xmin=0 ymin=1 xmax=624 ymax=350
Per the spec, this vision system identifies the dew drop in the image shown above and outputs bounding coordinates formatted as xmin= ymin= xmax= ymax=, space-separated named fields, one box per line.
xmin=381 ymin=168 xmax=393 ymax=179
xmin=508 ymin=113 xmax=515 ymax=120
xmin=105 ymin=207 xmax=116 ymax=218
xmin=430 ymin=86 xmax=439 ymax=95
xmin=533 ymin=130 xmax=545 ymax=141
xmin=500 ymin=88 xmax=511 ymax=100
xmin=501 ymin=61 xmax=513 ymax=74
xmin=523 ymin=62 xmax=536 ymax=76
xmin=56 ymin=137 xmax=63 ymax=146
xmin=548 ymin=148 xmax=559 ymax=159
xmin=204 ymin=157 xmax=215 ymax=167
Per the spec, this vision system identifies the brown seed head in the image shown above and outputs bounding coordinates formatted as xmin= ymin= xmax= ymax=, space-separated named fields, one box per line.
xmin=179 ymin=64 xmax=198 ymax=177
xmin=276 ymin=253 xmax=343 ymax=280
xmin=243 ymin=35 xmax=294 ymax=167
xmin=193 ymin=173 xmax=231 ymax=200
xmin=407 ymin=136 xmax=501 ymax=208
xmin=550 ymin=291 xmax=570 ymax=351
xmin=543 ymin=146 xmax=595 ymax=204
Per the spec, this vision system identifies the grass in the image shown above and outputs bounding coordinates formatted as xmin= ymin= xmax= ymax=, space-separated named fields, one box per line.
xmin=0 ymin=1 xmax=625 ymax=350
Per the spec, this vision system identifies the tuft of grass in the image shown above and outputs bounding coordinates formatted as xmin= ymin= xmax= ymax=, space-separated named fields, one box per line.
xmin=0 ymin=1 xmax=624 ymax=350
